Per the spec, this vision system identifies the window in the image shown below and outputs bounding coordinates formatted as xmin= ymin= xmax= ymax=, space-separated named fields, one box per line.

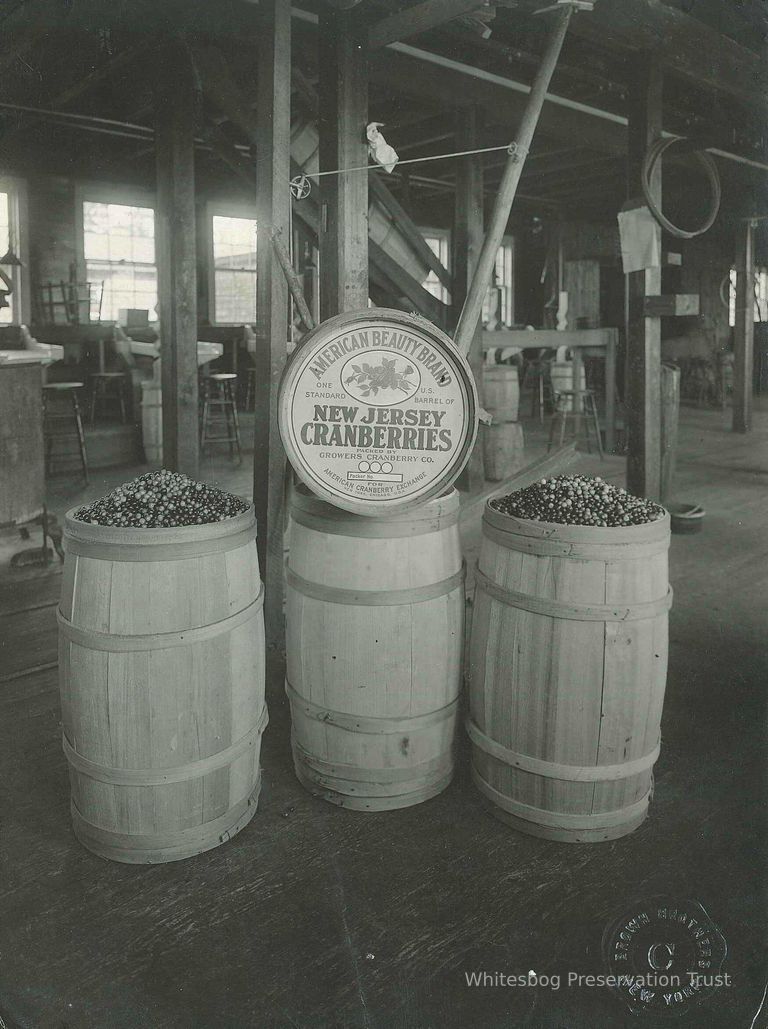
xmin=0 ymin=180 xmax=27 ymax=325
xmin=212 ymin=215 xmax=258 ymax=324
xmin=0 ymin=192 xmax=15 ymax=324
xmin=485 ymin=240 xmax=515 ymax=328
xmin=729 ymin=266 xmax=768 ymax=326
xmin=419 ymin=230 xmax=515 ymax=328
xmin=82 ymin=200 xmax=157 ymax=322
xmin=421 ymin=232 xmax=451 ymax=305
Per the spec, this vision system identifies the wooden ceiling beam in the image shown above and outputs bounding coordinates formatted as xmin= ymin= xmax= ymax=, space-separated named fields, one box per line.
xmin=368 ymin=48 xmax=627 ymax=155
xmin=49 ymin=43 xmax=149 ymax=110
xmin=369 ymin=0 xmax=496 ymax=50
xmin=570 ymin=0 xmax=766 ymax=110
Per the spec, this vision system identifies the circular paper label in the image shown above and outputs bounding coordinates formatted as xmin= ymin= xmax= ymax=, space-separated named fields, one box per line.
xmin=279 ymin=311 xmax=477 ymax=514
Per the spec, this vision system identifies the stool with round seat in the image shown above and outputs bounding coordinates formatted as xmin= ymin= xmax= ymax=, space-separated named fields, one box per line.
xmin=89 ymin=371 xmax=128 ymax=424
xmin=42 ymin=382 xmax=89 ymax=483
xmin=547 ymin=388 xmax=604 ymax=459
xmin=200 ymin=372 xmax=242 ymax=461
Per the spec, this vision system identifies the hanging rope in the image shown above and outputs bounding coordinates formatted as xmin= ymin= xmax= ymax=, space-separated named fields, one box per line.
xmin=641 ymin=136 xmax=722 ymax=239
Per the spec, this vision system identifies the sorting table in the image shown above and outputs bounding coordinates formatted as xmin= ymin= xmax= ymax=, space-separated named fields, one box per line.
xmin=481 ymin=328 xmax=618 ymax=453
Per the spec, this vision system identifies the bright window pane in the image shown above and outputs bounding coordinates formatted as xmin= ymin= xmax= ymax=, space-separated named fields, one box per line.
xmin=213 ymin=215 xmax=258 ymax=322
xmin=83 ymin=201 xmax=157 ymax=321
xmin=0 ymin=193 xmax=12 ymax=324
xmin=421 ymin=234 xmax=450 ymax=305
xmin=729 ymin=266 xmax=768 ymax=326
xmin=482 ymin=243 xmax=514 ymax=327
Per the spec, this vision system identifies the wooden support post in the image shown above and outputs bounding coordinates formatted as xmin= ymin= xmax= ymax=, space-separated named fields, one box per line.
xmin=453 ymin=105 xmax=485 ymax=492
xmin=155 ymin=44 xmax=198 ymax=476
xmin=625 ymin=55 xmax=662 ymax=500
xmin=253 ymin=0 xmax=291 ymax=657
xmin=605 ymin=330 xmax=616 ymax=454
xmin=733 ymin=219 xmax=756 ymax=433
xmin=319 ymin=6 xmax=369 ymax=318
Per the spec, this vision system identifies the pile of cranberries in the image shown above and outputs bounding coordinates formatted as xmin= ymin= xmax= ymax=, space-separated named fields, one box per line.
xmin=490 ymin=474 xmax=665 ymax=527
xmin=74 ymin=470 xmax=248 ymax=528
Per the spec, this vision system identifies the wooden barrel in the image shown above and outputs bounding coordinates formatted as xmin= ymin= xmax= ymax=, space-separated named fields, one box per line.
xmin=286 ymin=486 xmax=464 ymax=810
xmin=468 ymin=503 xmax=672 ymax=842
xmin=482 ymin=421 xmax=525 ymax=483
xmin=483 ymin=366 xmax=520 ymax=422
xmin=59 ymin=505 xmax=267 ymax=863
xmin=140 ymin=380 xmax=162 ymax=464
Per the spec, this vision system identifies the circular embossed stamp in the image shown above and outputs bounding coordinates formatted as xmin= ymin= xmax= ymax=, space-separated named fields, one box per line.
xmin=602 ymin=898 xmax=728 ymax=1019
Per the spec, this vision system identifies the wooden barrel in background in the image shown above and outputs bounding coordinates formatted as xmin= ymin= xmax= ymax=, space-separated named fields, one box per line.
xmin=468 ymin=503 xmax=671 ymax=843
xmin=482 ymin=422 xmax=525 ymax=483
xmin=483 ymin=366 xmax=520 ymax=422
xmin=286 ymin=486 xmax=464 ymax=810
xmin=59 ymin=505 xmax=267 ymax=863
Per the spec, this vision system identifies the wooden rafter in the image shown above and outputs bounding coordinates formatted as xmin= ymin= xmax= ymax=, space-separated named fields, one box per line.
xmin=369 ymin=0 xmax=496 ymax=50
xmin=569 ymin=0 xmax=766 ymax=110
xmin=368 ymin=47 xmax=627 ymax=156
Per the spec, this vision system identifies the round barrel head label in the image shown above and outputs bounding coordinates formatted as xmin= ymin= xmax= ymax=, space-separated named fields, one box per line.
xmin=279 ymin=313 xmax=476 ymax=513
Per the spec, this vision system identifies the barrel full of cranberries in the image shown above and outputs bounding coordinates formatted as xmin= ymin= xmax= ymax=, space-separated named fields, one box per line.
xmin=490 ymin=474 xmax=666 ymax=527
xmin=73 ymin=470 xmax=248 ymax=528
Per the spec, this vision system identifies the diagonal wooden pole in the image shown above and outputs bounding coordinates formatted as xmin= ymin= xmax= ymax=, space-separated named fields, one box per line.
xmin=454 ymin=2 xmax=577 ymax=357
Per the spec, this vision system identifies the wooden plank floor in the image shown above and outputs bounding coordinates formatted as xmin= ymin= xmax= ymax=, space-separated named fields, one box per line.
xmin=0 ymin=402 xmax=766 ymax=1028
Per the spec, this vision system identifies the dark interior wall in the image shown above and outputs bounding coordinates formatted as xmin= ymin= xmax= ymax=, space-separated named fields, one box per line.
xmin=28 ymin=176 xmax=78 ymax=302
xmin=677 ymin=232 xmax=733 ymax=360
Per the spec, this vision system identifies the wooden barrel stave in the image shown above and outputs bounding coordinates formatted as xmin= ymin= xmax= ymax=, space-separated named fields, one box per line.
xmin=59 ymin=507 xmax=266 ymax=863
xmin=287 ymin=487 xmax=463 ymax=810
xmin=468 ymin=508 xmax=670 ymax=842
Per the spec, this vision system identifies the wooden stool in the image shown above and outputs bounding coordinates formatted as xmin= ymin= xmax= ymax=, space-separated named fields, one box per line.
xmin=89 ymin=371 xmax=128 ymax=423
xmin=43 ymin=382 xmax=89 ymax=483
xmin=547 ymin=388 xmax=604 ymax=460
xmin=522 ymin=357 xmax=554 ymax=423
xmin=200 ymin=373 xmax=242 ymax=461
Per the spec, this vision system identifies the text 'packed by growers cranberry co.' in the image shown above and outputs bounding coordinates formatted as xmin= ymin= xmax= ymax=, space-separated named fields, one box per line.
xmin=279 ymin=314 xmax=476 ymax=512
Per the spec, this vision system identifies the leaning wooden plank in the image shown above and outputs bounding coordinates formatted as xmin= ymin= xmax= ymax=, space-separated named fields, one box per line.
xmin=458 ymin=443 xmax=579 ymax=520
xmin=270 ymin=229 xmax=315 ymax=333
xmin=368 ymin=238 xmax=450 ymax=328
xmin=369 ymin=173 xmax=452 ymax=292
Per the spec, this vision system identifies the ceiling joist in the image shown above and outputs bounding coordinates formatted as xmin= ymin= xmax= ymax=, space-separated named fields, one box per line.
xmin=570 ymin=0 xmax=766 ymax=110
xmin=369 ymin=0 xmax=497 ymax=50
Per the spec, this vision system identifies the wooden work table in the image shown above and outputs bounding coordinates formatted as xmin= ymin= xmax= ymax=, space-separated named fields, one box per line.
xmin=30 ymin=323 xmax=252 ymax=376
xmin=482 ymin=328 xmax=618 ymax=453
